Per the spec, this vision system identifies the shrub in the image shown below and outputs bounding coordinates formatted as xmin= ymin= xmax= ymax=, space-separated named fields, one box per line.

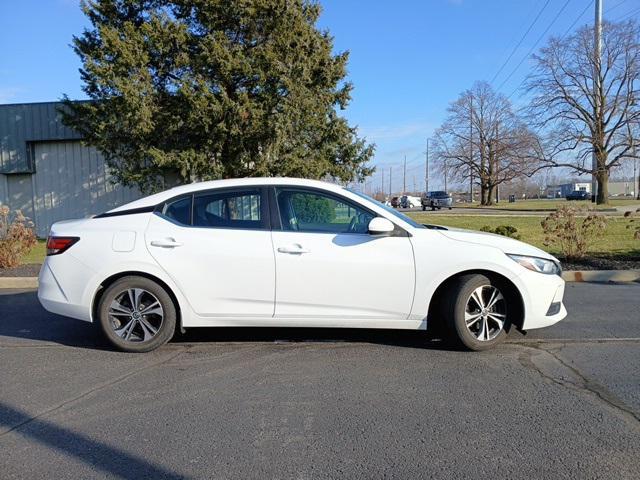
xmin=624 ymin=211 xmax=640 ymax=240
xmin=0 ymin=206 xmax=37 ymax=269
xmin=541 ymin=206 xmax=607 ymax=260
xmin=479 ymin=224 xmax=521 ymax=239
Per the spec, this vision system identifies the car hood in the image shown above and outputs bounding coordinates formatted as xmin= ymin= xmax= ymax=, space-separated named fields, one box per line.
xmin=432 ymin=227 xmax=557 ymax=261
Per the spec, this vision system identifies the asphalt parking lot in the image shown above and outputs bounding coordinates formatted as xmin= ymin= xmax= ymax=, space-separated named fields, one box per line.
xmin=1 ymin=283 xmax=639 ymax=479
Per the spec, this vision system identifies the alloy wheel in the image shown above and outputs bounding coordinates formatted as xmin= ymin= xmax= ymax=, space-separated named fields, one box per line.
xmin=108 ymin=288 xmax=164 ymax=342
xmin=464 ymin=285 xmax=507 ymax=342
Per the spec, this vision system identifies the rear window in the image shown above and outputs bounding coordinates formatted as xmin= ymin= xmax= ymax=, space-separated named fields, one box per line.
xmin=161 ymin=196 xmax=192 ymax=225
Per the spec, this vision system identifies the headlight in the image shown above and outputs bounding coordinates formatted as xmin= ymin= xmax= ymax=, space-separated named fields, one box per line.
xmin=507 ymin=254 xmax=561 ymax=275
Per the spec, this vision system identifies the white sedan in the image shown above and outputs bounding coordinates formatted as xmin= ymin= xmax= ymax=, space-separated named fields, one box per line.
xmin=38 ymin=178 xmax=566 ymax=352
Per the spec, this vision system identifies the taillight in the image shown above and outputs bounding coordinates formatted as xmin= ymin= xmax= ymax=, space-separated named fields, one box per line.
xmin=46 ymin=236 xmax=80 ymax=256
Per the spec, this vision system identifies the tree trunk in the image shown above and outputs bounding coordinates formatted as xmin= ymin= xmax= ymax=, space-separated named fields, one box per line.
xmin=485 ymin=185 xmax=495 ymax=206
xmin=596 ymin=169 xmax=608 ymax=204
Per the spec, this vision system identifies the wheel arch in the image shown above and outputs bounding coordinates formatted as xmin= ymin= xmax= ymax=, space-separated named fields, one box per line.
xmin=426 ymin=269 xmax=525 ymax=335
xmin=91 ymin=271 xmax=183 ymax=331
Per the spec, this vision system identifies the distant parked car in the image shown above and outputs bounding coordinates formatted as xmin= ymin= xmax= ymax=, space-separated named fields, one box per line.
xmin=566 ymin=190 xmax=591 ymax=201
xmin=400 ymin=195 xmax=421 ymax=209
xmin=422 ymin=191 xmax=453 ymax=211
xmin=390 ymin=196 xmax=401 ymax=208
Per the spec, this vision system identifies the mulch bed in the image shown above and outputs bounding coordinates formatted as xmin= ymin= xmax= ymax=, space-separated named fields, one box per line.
xmin=0 ymin=263 xmax=42 ymax=277
xmin=559 ymin=257 xmax=640 ymax=271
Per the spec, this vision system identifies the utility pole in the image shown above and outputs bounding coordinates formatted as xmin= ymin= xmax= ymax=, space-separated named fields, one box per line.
xmin=592 ymin=0 xmax=602 ymax=202
xmin=412 ymin=175 xmax=416 ymax=193
xmin=425 ymin=139 xmax=430 ymax=193
xmin=389 ymin=167 xmax=392 ymax=197
xmin=469 ymin=94 xmax=474 ymax=203
xmin=381 ymin=168 xmax=385 ymax=198
xmin=403 ymin=155 xmax=407 ymax=194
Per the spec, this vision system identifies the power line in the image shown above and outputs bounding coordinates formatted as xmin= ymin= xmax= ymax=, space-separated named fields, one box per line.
xmin=508 ymin=0 xmax=594 ymax=100
xmin=497 ymin=0 xmax=572 ymax=93
xmin=490 ymin=0 xmax=552 ymax=86
xmin=561 ymin=0 xmax=594 ymax=38
xmin=605 ymin=0 xmax=629 ymax=14
xmin=614 ymin=5 xmax=640 ymax=21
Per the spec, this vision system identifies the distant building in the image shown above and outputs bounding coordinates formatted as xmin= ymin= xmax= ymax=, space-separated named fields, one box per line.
xmin=0 ymin=102 xmax=141 ymax=236
xmin=545 ymin=182 xmax=591 ymax=198
xmin=546 ymin=180 xmax=636 ymax=198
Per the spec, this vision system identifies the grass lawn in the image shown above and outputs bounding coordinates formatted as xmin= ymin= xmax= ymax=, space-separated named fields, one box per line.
xmin=462 ymin=198 xmax=640 ymax=211
xmin=22 ymin=239 xmax=46 ymax=265
xmin=407 ymin=213 xmax=640 ymax=259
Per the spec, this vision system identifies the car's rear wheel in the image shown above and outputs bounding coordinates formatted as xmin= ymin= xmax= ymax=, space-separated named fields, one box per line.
xmin=444 ymin=274 xmax=511 ymax=351
xmin=98 ymin=276 xmax=176 ymax=352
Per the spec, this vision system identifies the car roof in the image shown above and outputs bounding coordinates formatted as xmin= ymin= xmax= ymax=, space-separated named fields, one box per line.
xmin=108 ymin=177 xmax=352 ymax=212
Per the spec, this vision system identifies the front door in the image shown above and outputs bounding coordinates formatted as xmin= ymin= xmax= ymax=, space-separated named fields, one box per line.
xmin=271 ymin=187 xmax=415 ymax=319
xmin=145 ymin=187 xmax=275 ymax=318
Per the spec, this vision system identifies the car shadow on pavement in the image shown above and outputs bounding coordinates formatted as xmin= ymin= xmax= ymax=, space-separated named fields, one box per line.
xmin=173 ymin=326 xmax=458 ymax=351
xmin=0 ymin=290 xmax=110 ymax=350
xmin=0 ymin=401 xmax=190 ymax=479
xmin=0 ymin=290 xmax=460 ymax=351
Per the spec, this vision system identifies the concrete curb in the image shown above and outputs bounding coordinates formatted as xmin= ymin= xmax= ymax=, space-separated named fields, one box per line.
xmin=1 ymin=271 xmax=639 ymax=289
xmin=561 ymin=270 xmax=640 ymax=283
xmin=0 ymin=277 xmax=39 ymax=289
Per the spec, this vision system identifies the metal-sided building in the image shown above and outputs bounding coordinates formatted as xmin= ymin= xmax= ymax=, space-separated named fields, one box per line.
xmin=0 ymin=102 xmax=141 ymax=237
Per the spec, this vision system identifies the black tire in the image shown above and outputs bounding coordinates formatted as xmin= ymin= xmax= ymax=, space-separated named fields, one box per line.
xmin=98 ymin=276 xmax=177 ymax=352
xmin=422 ymin=205 xmax=426 ymax=211
xmin=443 ymin=274 xmax=511 ymax=351
xmin=431 ymin=206 xmax=436 ymax=211
xmin=448 ymin=207 xmax=452 ymax=210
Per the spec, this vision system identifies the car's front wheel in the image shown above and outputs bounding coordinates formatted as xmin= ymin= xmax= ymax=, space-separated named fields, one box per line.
xmin=444 ymin=274 xmax=511 ymax=351
xmin=98 ymin=276 xmax=176 ymax=352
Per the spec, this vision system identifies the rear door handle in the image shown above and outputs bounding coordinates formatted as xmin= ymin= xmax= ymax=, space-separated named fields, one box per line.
xmin=150 ymin=238 xmax=183 ymax=248
xmin=277 ymin=244 xmax=310 ymax=254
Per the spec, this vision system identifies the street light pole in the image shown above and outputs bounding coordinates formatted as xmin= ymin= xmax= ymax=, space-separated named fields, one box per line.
xmin=425 ymin=139 xmax=430 ymax=193
xmin=403 ymin=155 xmax=407 ymax=194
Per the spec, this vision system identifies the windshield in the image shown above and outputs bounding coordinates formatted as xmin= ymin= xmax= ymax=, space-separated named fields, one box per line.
xmin=347 ymin=189 xmax=425 ymax=229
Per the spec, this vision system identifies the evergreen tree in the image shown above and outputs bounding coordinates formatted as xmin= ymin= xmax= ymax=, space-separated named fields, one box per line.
xmin=62 ymin=0 xmax=374 ymax=193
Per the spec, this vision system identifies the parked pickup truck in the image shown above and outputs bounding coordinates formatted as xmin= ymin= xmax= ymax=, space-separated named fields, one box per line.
xmin=421 ymin=191 xmax=453 ymax=211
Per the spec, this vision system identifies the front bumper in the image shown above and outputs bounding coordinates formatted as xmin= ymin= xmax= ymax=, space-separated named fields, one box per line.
xmin=519 ymin=269 xmax=567 ymax=330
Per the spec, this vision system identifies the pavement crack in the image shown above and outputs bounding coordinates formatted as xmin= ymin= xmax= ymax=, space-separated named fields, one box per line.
xmin=519 ymin=344 xmax=640 ymax=426
xmin=0 ymin=347 xmax=188 ymax=438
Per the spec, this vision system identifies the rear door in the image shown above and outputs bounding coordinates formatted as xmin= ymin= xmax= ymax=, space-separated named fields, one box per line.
xmin=145 ymin=187 xmax=275 ymax=318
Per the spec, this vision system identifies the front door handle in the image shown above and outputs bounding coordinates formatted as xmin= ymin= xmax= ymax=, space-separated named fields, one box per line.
xmin=277 ymin=244 xmax=310 ymax=254
xmin=150 ymin=238 xmax=183 ymax=248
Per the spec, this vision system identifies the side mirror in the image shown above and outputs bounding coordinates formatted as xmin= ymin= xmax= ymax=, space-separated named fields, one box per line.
xmin=368 ymin=217 xmax=395 ymax=235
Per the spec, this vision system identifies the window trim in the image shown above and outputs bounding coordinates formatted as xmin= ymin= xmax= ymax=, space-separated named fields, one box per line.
xmin=270 ymin=186 xmax=408 ymax=237
xmin=154 ymin=186 xmax=271 ymax=231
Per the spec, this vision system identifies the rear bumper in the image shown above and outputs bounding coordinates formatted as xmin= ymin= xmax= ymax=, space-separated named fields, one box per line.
xmin=38 ymin=258 xmax=93 ymax=322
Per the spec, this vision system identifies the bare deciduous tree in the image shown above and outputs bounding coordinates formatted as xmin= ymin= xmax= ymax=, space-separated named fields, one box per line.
xmin=433 ymin=81 xmax=543 ymax=205
xmin=526 ymin=20 xmax=640 ymax=204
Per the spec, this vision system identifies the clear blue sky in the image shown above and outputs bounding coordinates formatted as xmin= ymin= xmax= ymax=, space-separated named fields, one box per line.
xmin=1 ymin=0 xmax=639 ymax=192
